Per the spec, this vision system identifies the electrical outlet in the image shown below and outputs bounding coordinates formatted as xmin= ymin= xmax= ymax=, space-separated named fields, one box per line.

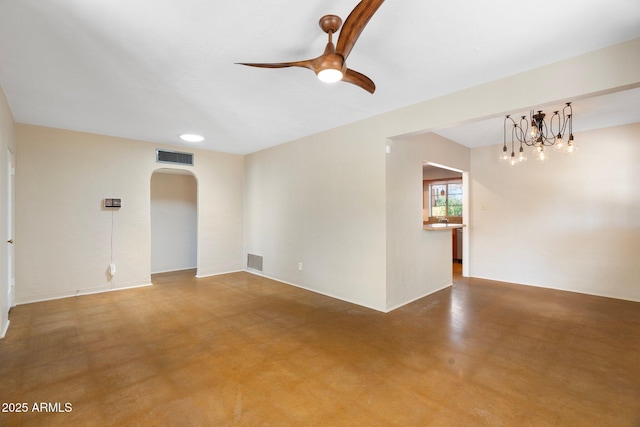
xmin=109 ymin=263 xmax=116 ymax=276
xmin=298 ymin=262 xmax=303 ymax=271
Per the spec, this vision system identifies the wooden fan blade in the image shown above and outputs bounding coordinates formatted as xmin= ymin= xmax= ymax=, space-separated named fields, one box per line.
xmin=342 ymin=68 xmax=376 ymax=94
xmin=336 ymin=0 xmax=384 ymax=60
xmin=236 ymin=59 xmax=314 ymax=70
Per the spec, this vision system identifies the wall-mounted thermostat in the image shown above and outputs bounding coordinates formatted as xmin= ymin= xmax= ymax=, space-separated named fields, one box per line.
xmin=104 ymin=198 xmax=122 ymax=208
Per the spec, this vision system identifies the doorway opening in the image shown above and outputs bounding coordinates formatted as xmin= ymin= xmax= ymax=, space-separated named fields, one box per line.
xmin=150 ymin=169 xmax=198 ymax=280
xmin=423 ymin=162 xmax=469 ymax=279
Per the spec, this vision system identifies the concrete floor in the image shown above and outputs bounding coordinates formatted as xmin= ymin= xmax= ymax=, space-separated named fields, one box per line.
xmin=1 ymin=269 xmax=639 ymax=426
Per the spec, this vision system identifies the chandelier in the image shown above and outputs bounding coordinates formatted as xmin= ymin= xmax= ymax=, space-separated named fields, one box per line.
xmin=500 ymin=102 xmax=576 ymax=165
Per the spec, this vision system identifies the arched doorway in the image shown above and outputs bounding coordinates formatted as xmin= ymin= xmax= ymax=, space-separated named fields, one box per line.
xmin=150 ymin=169 xmax=198 ymax=276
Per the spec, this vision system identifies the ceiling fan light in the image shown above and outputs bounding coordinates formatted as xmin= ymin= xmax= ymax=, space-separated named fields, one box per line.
xmin=317 ymin=68 xmax=343 ymax=83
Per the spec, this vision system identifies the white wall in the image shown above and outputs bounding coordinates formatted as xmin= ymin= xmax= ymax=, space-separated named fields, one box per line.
xmin=469 ymin=123 xmax=640 ymax=301
xmin=151 ymin=171 xmax=197 ymax=274
xmin=15 ymin=124 xmax=243 ymax=303
xmin=0 ymin=85 xmax=16 ymax=338
xmin=386 ymin=133 xmax=470 ymax=311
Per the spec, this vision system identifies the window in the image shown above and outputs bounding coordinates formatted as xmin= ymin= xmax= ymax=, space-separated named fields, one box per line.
xmin=429 ymin=180 xmax=462 ymax=217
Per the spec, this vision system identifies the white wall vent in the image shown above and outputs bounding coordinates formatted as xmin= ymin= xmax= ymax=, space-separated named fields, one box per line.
xmin=156 ymin=149 xmax=194 ymax=166
xmin=247 ymin=254 xmax=263 ymax=271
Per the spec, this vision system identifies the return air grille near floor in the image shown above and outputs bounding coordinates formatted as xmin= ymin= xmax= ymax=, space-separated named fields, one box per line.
xmin=247 ymin=254 xmax=263 ymax=271
xmin=156 ymin=149 xmax=194 ymax=166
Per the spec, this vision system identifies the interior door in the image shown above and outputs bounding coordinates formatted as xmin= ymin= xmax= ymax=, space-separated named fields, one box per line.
xmin=7 ymin=148 xmax=15 ymax=307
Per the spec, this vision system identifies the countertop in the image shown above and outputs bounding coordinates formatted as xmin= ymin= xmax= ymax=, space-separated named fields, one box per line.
xmin=423 ymin=223 xmax=466 ymax=231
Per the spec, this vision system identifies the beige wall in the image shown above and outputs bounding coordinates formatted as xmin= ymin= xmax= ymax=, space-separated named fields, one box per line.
xmin=423 ymin=167 xmax=462 ymax=181
xmin=386 ymin=133 xmax=470 ymax=310
xmin=469 ymin=123 xmax=640 ymax=301
xmin=244 ymin=126 xmax=471 ymax=312
xmin=244 ymin=125 xmax=388 ymax=310
xmin=1 ymin=38 xmax=638 ymax=321
xmin=0 ymin=85 xmax=16 ymax=337
xmin=15 ymin=124 xmax=244 ymax=303
xmin=245 ymin=38 xmax=640 ymax=311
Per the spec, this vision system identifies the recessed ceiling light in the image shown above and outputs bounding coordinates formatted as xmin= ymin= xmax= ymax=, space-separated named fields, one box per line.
xmin=179 ymin=133 xmax=204 ymax=143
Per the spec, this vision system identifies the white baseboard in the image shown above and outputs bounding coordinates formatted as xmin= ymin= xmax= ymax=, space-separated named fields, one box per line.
xmin=151 ymin=266 xmax=197 ymax=275
xmin=195 ymin=269 xmax=244 ymax=279
xmin=385 ymin=283 xmax=453 ymax=313
xmin=471 ymin=274 xmax=640 ymax=303
xmin=1 ymin=320 xmax=9 ymax=339
xmin=17 ymin=282 xmax=153 ymax=306
xmin=244 ymin=270 xmax=454 ymax=313
xmin=244 ymin=269 xmax=386 ymax=313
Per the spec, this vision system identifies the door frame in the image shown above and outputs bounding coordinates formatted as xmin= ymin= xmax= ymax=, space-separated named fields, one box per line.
xmin=7 ymin=147 xmax=15 ymax=308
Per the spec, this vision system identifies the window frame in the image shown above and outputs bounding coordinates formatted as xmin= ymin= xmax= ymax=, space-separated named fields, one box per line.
xmin=424 ymin=178 xmax=463 ymax=218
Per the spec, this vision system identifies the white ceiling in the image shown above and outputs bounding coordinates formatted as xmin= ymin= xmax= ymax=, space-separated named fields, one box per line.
xmin=0 ymin=0 xmax=639 ymax=154
xmin=433 ymin=88 xmax=640 ymax=148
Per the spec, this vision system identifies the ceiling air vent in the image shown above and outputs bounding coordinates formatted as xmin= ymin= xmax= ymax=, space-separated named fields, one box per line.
xmin=156 ymin=149 xmax=194 ymax=166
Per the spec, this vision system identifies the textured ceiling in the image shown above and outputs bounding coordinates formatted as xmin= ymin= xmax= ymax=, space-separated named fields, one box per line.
xmin=0 ymin=0 xmax=639 ymax=154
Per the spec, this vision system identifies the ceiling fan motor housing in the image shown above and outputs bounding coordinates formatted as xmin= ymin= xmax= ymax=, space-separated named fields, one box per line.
xmin=319 ymin=15 xmax=342 ymax=34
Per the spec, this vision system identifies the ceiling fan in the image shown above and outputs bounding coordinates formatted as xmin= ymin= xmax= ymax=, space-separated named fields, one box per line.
xmin=237 ymin=0 xmax=385 ymax=94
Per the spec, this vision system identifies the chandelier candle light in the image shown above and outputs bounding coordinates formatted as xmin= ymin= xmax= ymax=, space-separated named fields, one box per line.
xmin=500 ymin=102 xmax=576 ymax=165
